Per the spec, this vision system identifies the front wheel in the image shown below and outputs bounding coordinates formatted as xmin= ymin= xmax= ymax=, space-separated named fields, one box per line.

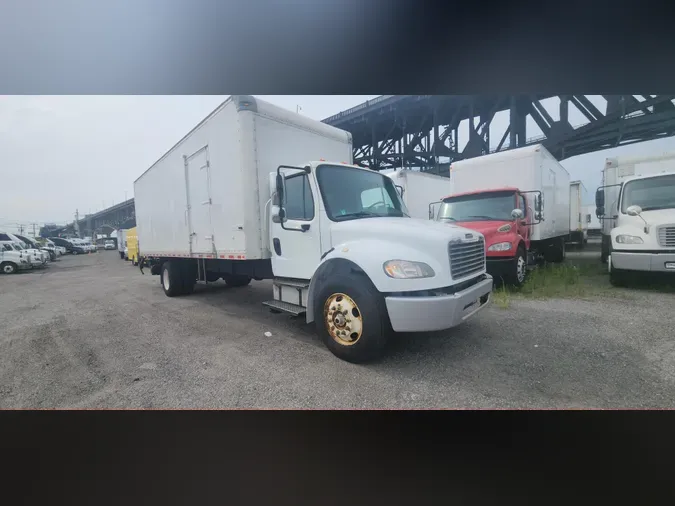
xmin=508 ymin=247 xmax=528 ymax=287
xmin=608 ymin=255 xmax=629 ymax=287
xmin=314 ymin=273 xmax=390 ymax=363
xmin=161 ymin=261 xmax=186 ymax=297
xmin=1 ymin=262 xmax=17 ymax=274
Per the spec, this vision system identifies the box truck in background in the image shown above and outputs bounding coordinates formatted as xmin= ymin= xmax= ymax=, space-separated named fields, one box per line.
xmin=117 ymin=229 xmax=127 ymax=260
xmin=384 ymin=169 xmax=452 ymax=220
xmin=435 ymin=144 xmax=570 ymax=286
xmin=134 ymin=96 xmax=493 ymax=363
xmin=568 ymin=180 xmax=589 ymax=246
xmin=584 ymin=205 xmax=601 ymax=237
xmin=595 ymin=152 xmax=675 ymax=285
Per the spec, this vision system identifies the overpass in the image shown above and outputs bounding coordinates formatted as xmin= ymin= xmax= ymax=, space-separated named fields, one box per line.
xmin=59 ymin=94 xmax=675 ymax=235
xmin=323 ymin=95 xmax=675 ymax=174
xmin=44 ymin=199 xmax=136 ymax=238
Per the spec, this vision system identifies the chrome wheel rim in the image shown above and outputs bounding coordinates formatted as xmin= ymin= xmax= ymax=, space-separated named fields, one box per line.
xmin=516 ymin=255 xmax=526 ymax=283
xmin=162 ymin=269 xmax=170 ymax=290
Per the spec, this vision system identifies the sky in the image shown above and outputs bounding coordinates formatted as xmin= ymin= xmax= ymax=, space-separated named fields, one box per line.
xmin=2 ymin=95 xmax=674 ymax=234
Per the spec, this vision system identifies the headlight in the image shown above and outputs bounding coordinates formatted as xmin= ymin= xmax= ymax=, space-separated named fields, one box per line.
xmin=383 ymin=260 xmax=435 ymax=279
xmin=488 ymin=242 xmax=512 ymax=252
xmin=497 ymin=224 xmax=512 ymax=233
xmin=615 ymin=234 xmax=643 ymax=244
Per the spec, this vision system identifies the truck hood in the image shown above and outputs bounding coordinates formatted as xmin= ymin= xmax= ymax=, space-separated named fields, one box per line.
xmin=447 ymin=220 xmax=513 ymax=246
xmin=330 ymin=217 xmax=482 ymax=249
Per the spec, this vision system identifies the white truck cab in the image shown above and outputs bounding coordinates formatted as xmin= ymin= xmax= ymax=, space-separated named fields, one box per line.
xmin=596 ymin=158 xmax=675 ymax=285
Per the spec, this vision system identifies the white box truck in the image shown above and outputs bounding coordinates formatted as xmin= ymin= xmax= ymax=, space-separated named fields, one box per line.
xmin=117 ymin=229 xmax=127 ymax=260
xmin=583 ymin=205 xmax=601 ymax=237
xmin=568 ymin=180 xmax=589 ymax=246
xmin=595 ymin=152 xmax=675 ymax=285
xmin=134 ymin=96 xmax=493 ymax=363
xmin=384 ymin=169 xmax=452 ymax=220
xmin=435 ymin=144 xmax=570 ymax=286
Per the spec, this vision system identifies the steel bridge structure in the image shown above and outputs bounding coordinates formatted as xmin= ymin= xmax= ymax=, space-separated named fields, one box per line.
xmin=323 ymin=95 xmax=675 ymax=174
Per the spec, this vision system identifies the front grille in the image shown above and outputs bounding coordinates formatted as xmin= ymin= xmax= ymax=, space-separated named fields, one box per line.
xmin=449 ymin=237 xmax=485 ymax=280
xmin=658 ymin=226 xmax=675 ymax=248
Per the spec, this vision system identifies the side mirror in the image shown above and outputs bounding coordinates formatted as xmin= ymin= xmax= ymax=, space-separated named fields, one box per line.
xmin=626 ymin=205 xmax=642 ymax=216
xmin=395 ymin=185 xmax=404 ymax=198
xmin=586 ymin=214 xmax=592 ymax=223
xmin=596 ymin=206 xmax=605 ymax=218
xmin=595 ymin=189 xmax=605 ymax=208
xmin=511 ymin=208 xmax=524 ymax=220
xmin=275 ymin=173 xmax=285 ymax=205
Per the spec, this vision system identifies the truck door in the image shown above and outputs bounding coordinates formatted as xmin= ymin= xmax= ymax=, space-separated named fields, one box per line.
xmin=184 ymin=146 xmax=214 ymax=255
xmin=270 ymin=170 xmax=322 ymax=280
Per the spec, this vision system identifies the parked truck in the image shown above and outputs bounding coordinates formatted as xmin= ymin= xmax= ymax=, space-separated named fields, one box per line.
xmin=435 ymin=144 xmax=570 ymax=286
xmin=126 ymin=227 xmax=139 ymax=265
xmin=568 ymin=180 xmax=589 ymax=246
xmin=134 ymin=96 xmax=493 ymax=363
xmin=384 ymin=169 xmax=452 ymax=220
xmin=117 ymin=229 xmax=128 ymax=260
xmin=595 ymin=152 xmax=675 ymax=286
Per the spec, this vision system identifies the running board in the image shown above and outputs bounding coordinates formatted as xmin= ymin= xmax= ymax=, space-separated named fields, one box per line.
xmin=262 ymin=300 xmax=306 ymax=316
xmin=273 ymin=277 xmax=310 ymax=289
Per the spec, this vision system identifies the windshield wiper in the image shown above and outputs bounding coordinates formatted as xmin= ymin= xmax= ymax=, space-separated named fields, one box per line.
xmin=467 ymin=215 xmax=497 ymax=220
xmin=440 ymin=217 xmax=456 ymax=221
xmin=335 ymin=211 xmax=381 ymax=220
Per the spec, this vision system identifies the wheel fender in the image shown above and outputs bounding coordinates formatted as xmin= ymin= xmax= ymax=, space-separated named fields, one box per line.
xmin=306 ymin=239 xmax=444 ymax=323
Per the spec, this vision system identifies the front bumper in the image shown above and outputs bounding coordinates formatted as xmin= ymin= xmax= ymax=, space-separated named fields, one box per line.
xmin=611 ymin=251 xmax=675 ymax=273
xmin=385 ymin=275 xmax=493 ymax=333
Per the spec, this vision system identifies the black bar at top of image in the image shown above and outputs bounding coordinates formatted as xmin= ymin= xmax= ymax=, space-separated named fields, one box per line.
xmin=1 ymin=0 xmax=675 ymax=94
xmin=1 ymin=410 xmax=674 ymax=504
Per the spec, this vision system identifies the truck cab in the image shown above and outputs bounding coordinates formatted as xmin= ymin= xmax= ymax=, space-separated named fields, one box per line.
xmin=436 ymin=187 xmax=538 ymax=286
xmin=596 ymin=170 xmax=675 ymax=285
xmin=0 ymin=242 xmax=33 ymax=274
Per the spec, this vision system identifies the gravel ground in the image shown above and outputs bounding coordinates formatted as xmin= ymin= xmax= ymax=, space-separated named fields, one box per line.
xmin=1 ymin=251 xmax=674 ymax=409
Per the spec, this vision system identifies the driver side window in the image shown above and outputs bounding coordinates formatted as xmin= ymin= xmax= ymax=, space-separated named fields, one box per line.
xmin=518 ymin=194 xmax=527 ymax=216
xmin=284 ymin=174 xmax=315 ymax=221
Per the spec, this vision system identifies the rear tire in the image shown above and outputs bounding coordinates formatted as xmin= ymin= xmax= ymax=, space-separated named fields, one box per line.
xmin=1 ymin=262 xmax=18 ymax=274
xmin=161 ymin=261 xmax=185 ymax=297
xmin=545 ymin=237 xmax=566 ymax=263
xmin=224 ymin=275 xmax=251 ymax=287
xmin=314 ymin=272 xmax=390 ymax=363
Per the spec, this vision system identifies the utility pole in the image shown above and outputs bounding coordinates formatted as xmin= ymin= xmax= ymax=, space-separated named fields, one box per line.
xmin=74 ymin=209 xmax=80 ymax=237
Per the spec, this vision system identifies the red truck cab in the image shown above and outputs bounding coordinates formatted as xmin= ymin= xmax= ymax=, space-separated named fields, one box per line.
xmin=438 ymin=187 xmax=532 ymax=285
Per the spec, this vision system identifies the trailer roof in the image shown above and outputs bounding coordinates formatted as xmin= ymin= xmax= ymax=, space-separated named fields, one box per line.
xmin=450 ymin=144 xmax=544 ymax=170
xmin=441 ymin=186 xmax=520 ymax=201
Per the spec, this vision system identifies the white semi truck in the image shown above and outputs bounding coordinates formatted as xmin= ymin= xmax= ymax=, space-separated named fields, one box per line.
xmin=568 ymin=180 xmax=589 ymax=246
xmin=384 ymin=169 xmax=452 ymax=220
xmin=595 ymin=152 xmax=675 ymax=285
xmin=134 ymin=96 xmax=493 ymax=363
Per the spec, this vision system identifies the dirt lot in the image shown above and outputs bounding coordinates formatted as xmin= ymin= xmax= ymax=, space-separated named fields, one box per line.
xmin=1 ymin=249 xmax=674 ymax=408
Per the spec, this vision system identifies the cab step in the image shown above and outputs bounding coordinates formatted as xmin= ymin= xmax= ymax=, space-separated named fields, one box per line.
xmin=273 ymin=277 xmax=310 ymax=289
xmin=262 ymin=300 xmax=306 ymax=316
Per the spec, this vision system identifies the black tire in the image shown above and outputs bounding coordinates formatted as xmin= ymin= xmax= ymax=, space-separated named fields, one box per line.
xmin=224 ymin=275 xmax=251 ymax=287
xmin=161 ymin=261 xmax=185 ymax=297
xmin=608 ymin=254 xmax=629 ymax=287
xmin=314 ymin=272 xmax=390 ymax=363
xmin=600 ymin=235 xmax=609 ymax=264
xmin=1 ymin=262 xmax=18 ymax=274
xmin=545 ymin=237 xmax=566 ymax=263
xmin=181 ymin=263 xmax=196 ymax=294
xmin=507 ymin=246 xmax=528 ymax=287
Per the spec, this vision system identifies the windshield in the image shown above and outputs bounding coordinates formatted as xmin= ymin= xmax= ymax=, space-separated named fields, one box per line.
xmin=439 ymin=191 xmax=517 ymax=222
xmin=316 ymin=165 xmax=409 ymax=221
xmin=621 ymin=174 xmax=675 ymax=213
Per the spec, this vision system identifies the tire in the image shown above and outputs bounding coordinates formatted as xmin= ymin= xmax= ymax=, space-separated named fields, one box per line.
xmin=180 ymin=263 xmax=196 ymax=294
xmin=161 ymin=261 xmax=185 ymax=297
xmin=508 ymin=246 xmax=528 ymax=287
xmin=72 ymin=250 xmax=78 ymax=255
xmin=1 ymin=262 xmax=18 ymax=274
xmin=224 ymin=275 xmax=251 ymax=287
xmin=314 ymin=272 xmax=390 ymax=363
xmin=608 ymin=254 xmax=629 ymax=287
xmin=546 ymin=238 xmax=566 ymax=263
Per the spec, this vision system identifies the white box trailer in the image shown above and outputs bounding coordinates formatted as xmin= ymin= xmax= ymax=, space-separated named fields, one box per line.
xmin=568 ymin=180 xmax=589 ymax=245
xmin=116 ymin=229 xmax=127 ymax=259
xmin=583 ymin=205 xmax=601 ymax=236
xmin=435 ymin=145 xmax=570 ymax=286
xmin=595 ymin=152 xmax=675 ymax=285
xmin=384 ymin=169 xmax=452 ymax=220
xmin=134 ymin=96 xmax=493 ymax=363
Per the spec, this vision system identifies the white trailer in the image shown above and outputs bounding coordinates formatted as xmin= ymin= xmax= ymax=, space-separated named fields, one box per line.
xmin=568 ymin=180 xmax=589 ymax=245
xmin=134 ymin=96 xmax=493 ymax=363
xmin=583 ymin=205 xmax=601 ymax=236
xmin=595 ymin=152 xmax=675 ymax=285
xmin=384 ymin=169 xmax=452 ymax=220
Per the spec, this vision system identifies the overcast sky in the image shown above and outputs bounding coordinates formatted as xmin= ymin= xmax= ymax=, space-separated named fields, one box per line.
xmin=2 ymin=95 xmax=674 ymax=233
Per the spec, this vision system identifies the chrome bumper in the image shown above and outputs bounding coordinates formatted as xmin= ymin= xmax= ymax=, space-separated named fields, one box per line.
xmin=612 ymin=251 xmax=675 ymax=273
